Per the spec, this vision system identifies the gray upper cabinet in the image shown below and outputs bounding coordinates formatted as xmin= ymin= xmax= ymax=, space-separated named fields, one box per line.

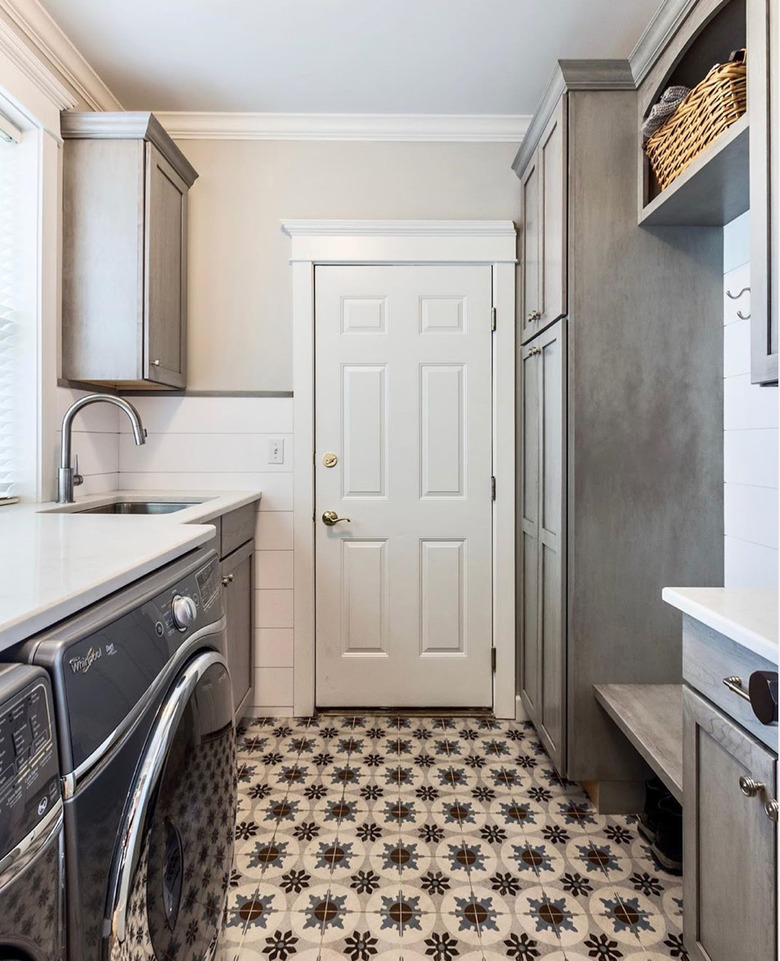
xmin=61 ymin=112 xmax=198 ymax=390
xmin=519 ymin=96 xmax=568 ymax=344
xmin=749 ymin=0 xmax=778 ymax=384
xmin=683 ymin=686 xmax=777 ymax=961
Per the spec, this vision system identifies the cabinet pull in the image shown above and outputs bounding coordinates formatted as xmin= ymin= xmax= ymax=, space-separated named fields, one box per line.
xmin=527 ymin=309 xmax=542 ymax=322
xmin=723 ymin=675 xmax=751 ymax=702
xmin=765 ymin=799 xmax=779 ymax=822
xmin=739 ymin=775 xmax=765 ymax=797
xmin=221 ymin=574 xmax=234 ymax=587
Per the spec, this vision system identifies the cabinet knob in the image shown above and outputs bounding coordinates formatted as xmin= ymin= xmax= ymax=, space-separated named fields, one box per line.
xmin=765 ymin=799 xmax=779 ymax=822
xmin=152 ymin=359 xmax=161 ymax=366
xmin=221 ymin=573 xmax=234 ymax=587
xmin=739 ymin=775 xmax=765 ymax=798
xmin=527 ymin=309 xmax=542 ymax=322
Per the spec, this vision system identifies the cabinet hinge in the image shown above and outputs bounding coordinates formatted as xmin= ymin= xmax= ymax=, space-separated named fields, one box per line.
xmin=491 ymin=307 xmax=497 ymax=331
xmin=491 ymin=647 xmax=497 ymax=673
xmin=491 ymin=476 xmax=496 ymax=501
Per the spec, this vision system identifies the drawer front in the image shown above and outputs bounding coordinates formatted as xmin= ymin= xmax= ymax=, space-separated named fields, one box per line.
xmin=683 ymin=614 xmax=778 ymax=751
xmin=220 ymin=503 xmax=256 ymax=558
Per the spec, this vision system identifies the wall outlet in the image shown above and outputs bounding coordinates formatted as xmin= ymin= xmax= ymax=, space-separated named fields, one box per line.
xmin=268 ymin=438 xmax=285 ymax=464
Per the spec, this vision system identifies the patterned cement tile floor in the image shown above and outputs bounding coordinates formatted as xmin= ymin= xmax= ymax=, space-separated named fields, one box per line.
xmin=223 ymin=715 xmax=688 ymax=961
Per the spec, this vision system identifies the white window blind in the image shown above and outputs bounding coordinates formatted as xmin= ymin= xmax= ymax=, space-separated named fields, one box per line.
xmin=0 ymin=115 xmax=21 ymax=503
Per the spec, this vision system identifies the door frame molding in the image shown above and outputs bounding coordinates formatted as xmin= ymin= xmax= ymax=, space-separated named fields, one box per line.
xmin=283 ymin=219 xmax=517 ymax=717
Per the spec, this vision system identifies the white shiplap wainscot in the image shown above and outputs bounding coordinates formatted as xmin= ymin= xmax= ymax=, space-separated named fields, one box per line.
xmin=54 ymin=387 xmax=121 ymax=496
xmin=118 ymin=395 xmax=295 ymax=716
xmin=723 ymin=212 xmax=779 ymax=587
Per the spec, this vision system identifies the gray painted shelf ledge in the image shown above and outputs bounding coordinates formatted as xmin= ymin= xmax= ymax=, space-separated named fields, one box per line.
xmin=594 ymin=683 xmax=683 ymax=802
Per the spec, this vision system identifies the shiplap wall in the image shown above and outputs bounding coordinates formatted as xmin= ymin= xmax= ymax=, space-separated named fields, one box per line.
xmin=53 ymin=386 xmax=120 ymax=495
xmin=723 ymin=212 xmax=779 ymax=587
xmin=118 ymin=395 xmax=295 ymax=716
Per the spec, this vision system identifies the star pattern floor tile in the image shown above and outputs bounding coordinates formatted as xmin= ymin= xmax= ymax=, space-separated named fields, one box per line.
xmin=222 ymin=715 xmax=688 ymax=961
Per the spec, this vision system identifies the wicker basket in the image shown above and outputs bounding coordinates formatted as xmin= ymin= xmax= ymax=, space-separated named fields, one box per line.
xmin=644 ymin=50 xmax=747 ymax=191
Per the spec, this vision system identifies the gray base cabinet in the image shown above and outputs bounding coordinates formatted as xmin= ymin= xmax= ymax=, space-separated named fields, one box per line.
xmin=222 ymin=540 xmax=254 ymax=719
xmin=61 ymin=112 xmax=198 ymax=390
xmin=683 ymin=686 xmax=777 ymax=961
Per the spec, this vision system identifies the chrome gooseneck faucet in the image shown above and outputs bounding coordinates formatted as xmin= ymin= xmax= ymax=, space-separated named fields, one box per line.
xmin=58 ymin=394 xmax=147 ymax=504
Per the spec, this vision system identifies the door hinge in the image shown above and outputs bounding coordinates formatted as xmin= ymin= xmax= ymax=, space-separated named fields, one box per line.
xmin=491 ymin=647 xmax=497 ymax=673
xmin=491 ymin=476 xmax=496 ymax=501
xmin=491 ymin=307 xmax=497 ymax=331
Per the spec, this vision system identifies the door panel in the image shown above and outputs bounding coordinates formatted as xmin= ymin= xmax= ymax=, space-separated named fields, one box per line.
xmin=540 ymin=96 xmax=568 ymax=329
xmin=683 ymin=687 xmax=777 ymax=961
xmin=521 ymin=159 xmax=541 ymax=341
xmin=144 ymin=143 xmax=188 ymax=388
xmin=222 ymin=541 xmax=254 ymax=716
xmin=537 ymin=322 xmax=566 ymax=768
xmin=519 ymin=344 xmax=540 ymax=719
xmin=315 ymin=265 xmax=493 ymax=708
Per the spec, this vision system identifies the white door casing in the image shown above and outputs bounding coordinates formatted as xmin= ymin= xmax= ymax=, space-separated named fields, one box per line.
xmin=284 ymin=220 xmax=516 ymax=718
xmin=315 ymin=264 xmax=493 ymax=708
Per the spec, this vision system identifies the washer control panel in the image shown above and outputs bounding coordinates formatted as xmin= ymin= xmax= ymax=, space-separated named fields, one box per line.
xmin=0 ymin=667 xmax=60 ymax=858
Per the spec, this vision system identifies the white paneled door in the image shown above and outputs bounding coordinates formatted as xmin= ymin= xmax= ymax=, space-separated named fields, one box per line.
xmin=314 ymin=265 xmax=494 ymax=708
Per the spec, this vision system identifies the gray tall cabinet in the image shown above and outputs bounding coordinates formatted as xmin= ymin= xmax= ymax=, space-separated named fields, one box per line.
xmin=515 ymin=61 xmax=724 ymax=799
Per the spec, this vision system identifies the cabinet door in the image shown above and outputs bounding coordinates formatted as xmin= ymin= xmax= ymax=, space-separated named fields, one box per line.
xmin=520 ymin=155 xmax=542 ymax=343
xmin=749 ymin=0 xmax=778 ymax=384
xmin=539 ymin=96 xmax=568 ymax=330
xmin=536 ymin=320 xmax=567 ymax=770
xmin=519 ymin=320 xmax=567 ymax=772
xmin=144 ymin=143 xmax=188 ymax=389
xmin=519 ymin=342 xmax=541 ymax=721
xmin=222 ymin=540 xmax=254 ymax=717
xmin=683 ymin=686 xmax=777 ymax=961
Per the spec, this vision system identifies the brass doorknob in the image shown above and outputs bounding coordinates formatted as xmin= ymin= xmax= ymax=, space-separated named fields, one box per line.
xmin=322 ymin=510 xmax=351 ymax=527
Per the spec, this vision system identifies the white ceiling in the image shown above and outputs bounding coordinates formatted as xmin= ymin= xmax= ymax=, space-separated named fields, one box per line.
xmin=39 ymin=0 xmax=662 ymax=115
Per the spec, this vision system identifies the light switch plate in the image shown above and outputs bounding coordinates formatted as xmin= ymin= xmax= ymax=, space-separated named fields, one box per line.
xmin=268 ymin=438 xmax=285 ymax=464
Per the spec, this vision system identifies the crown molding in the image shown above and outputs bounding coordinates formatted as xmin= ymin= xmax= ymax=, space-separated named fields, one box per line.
xmin=629 ymin=0 xmax=699 ymax=86
xmin=511 ymin=59 xmax=634 ymax=176
xmin=0 ymin=10 xmax=74 ymax=111
xmin=0 ymin=0 xmax=121 ymax=111
xmin=156 ymin=111 xmax=531 ymax=143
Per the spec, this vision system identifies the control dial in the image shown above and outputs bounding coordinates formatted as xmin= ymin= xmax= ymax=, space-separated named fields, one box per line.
xmin=171 ymin=594 xmax=197 ymax=632
xmin=749 ymin=671 xmax=779 ymax=725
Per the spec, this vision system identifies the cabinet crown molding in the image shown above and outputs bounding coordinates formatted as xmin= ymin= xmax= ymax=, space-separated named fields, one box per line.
xmin=628 ymin=0 xmax=700 ymax=86
xmin=511 ymin=59 xmax=634 ymax=176
xmin=61 ymin=111 xmax=198 ymax=187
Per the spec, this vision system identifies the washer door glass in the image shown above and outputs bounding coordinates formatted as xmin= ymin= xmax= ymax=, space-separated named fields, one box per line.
xmin=111 ymin=656 xmax=236 ymax=961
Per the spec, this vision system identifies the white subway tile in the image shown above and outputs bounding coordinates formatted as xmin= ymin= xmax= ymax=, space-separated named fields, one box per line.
xmin=119 ymin=432 xmax=293 ymax=473
xmin=724 ymin=429 xmax=779 ymax=487
xmin=252 ymin=667 xmax=294 ymax=707
xmin=724 ymin=536 xmax=779 ymax=588
xmin=255 ymin=551 xmax=294 ymax=589
xmin=119 ymin=396 xmax=293 ymax=434
xmin=723 ymin=318 xmax=751 ymax=378
xmin=254 ymin=628 xmax=294 ymax=667
xmin=255 ymin=511 xmax=294 ymax=549
xmin=724 ymin=374 xmax=779 ymax=431
xmin=723 ymin=264 xmax=751 ymax=326
xmin=724 ymin=482 xmax=779 ymax=549
xmin=117 ymin=471 xmax=292 ymax=506
xmin=245 ymin=705 xmax=294 ymax=718
xmin=255 ymin=589 xmax=294 ymax=628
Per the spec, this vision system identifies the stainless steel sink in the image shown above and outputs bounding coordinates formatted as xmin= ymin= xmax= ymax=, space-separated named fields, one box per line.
xmin=77 ymin=501 xmax=198 ymax=515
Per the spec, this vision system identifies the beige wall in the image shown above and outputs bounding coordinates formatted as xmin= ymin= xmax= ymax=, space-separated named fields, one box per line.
xmin=177 ymin=139 xmax=521 ymax=392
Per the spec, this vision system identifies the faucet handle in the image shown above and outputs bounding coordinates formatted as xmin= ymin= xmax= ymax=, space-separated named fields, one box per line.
xmin=73 ymin=454 xmax=84 ymax=488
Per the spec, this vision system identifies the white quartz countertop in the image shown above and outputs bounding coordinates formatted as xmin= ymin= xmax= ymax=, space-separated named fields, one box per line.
xmin=0 ymin=489 xmax=261 ymax=650
xmin=663 ymin=587 xmax=779 ymax=665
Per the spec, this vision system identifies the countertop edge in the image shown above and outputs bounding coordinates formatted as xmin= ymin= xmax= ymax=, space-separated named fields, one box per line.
xmin=663 ymin=587 xmax=779 ymax=665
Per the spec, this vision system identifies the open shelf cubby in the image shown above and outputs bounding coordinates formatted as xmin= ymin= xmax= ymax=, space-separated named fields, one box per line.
xmin=639 ymin=0 xmax=748 ymax=226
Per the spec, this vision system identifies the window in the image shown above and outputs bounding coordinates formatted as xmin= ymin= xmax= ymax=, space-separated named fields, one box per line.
xmin=0 ymin=111 xmax=21 ymax=504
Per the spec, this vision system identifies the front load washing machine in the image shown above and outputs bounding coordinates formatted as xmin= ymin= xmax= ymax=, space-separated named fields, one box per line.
xmin=9 ymin=548 xmax=236 ymax=961
xmin=0 ymin=664 xmax=65 ymax=961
